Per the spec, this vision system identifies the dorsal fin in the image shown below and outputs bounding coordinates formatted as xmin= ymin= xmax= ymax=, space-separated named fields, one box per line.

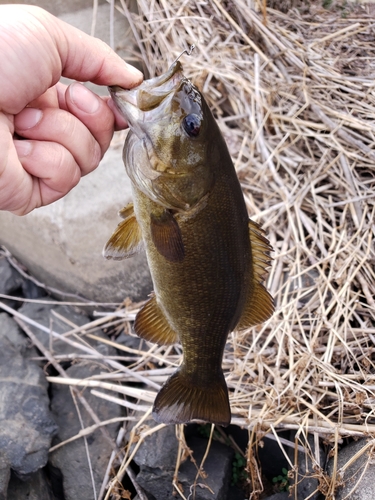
xmin=135 ymin=295 xmax=178 ymax=345
xmin=119 ymin=203 xmax=135 ymax=220
xmin=237 ymin=220 xmax=274 ymax=329
xmin=103 ymin=204 xmax=143 ymax=260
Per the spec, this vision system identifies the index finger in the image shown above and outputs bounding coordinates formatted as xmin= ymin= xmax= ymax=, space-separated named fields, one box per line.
xmin=0 ymin=5 xmax=143 ymax=114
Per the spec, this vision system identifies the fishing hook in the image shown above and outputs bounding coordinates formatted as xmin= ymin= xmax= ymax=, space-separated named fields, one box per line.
xmin=173 ymin=44 xmax=196 ymax=64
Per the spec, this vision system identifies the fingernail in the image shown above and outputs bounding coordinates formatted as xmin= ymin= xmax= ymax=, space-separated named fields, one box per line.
xmin=125 ymin=63 xmax=143 ymax=82
xmin=69 ymin=83 xmax=100 ymax=114
xmin=15 ymin=108 xmax=43 ymax=130
xmin=15 ymin=140 xmax=32 ymax=157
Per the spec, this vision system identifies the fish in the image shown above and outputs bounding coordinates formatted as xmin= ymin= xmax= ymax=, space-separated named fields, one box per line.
xmin=104 ymin=60 xmax=274 ymax=426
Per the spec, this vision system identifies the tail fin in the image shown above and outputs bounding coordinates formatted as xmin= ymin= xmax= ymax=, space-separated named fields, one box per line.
xmin=152 ymin=368 xmax=231 ymax=426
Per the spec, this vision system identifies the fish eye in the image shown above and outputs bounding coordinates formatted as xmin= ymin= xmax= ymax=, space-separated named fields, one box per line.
xmin=182 ymin=114 xmax=201 ymax=137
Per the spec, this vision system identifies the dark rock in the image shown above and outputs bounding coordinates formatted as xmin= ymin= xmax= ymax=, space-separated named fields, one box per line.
xmin=0 ymin=453 xmax=11 ymax=500
xmin=0 ymin=258 xmax=23 ymax=294
xmin=115 ymin=331 xmax=146 ymax=352
xmin=179 ymin=437 xmax=234 ymax=500
xmin=21 ymin=279 xmax=47 ymax=300
xmin=7 ymin=469 xmax=57 ymax=500
xmin=0 ymin=323 xmax=57 ymax=488
xmin=0 ymin=313 xmax=31 ymax=355
xmin=49 ymin=361 xmax=124 ymax=500
xmin=18 ymin=300 xmax=115 ymax=358
xmin=263 ymin=493 xmax=290 ymax=500
xmin=137 ymin=436 xmax=234 ymax=500
xmin=133 ymin=421 xmax=179 ymax=470
xmin=288 ymin=432 xmax=326 ymax=500
xmin=327 ymin=438 xmax=375 ymax=500
xmin=257 ymin=432 xmax=290 ymax=482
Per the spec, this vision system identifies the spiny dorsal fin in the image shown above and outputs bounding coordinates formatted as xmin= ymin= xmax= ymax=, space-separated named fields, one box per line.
xmin=150 ymin=210 xmax=185 ymax=262
xmin=248 ymin=219 xmax=273 ymax=281
xmin=134 ymin=295 xmax=178 ymax=345
xmin=119 ymin=203 xmax=135 ymax=220
xmin=103 ymin=205 xmax=143 ymax=260
xmin=237 ymin=219 xmax=274 ymax=329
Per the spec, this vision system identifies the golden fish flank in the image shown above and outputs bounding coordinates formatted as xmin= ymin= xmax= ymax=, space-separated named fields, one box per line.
xmin=104 ymin=61 xmax=274 ymax=426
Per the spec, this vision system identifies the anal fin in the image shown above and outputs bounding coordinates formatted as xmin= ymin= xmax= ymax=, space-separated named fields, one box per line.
xmin=135 ymin=295 xmax=178 ymax=345
xmin=103 ymin=203 xmax=143 ymax=260
xmin=237 ymin=220 xmax=274 ymax=329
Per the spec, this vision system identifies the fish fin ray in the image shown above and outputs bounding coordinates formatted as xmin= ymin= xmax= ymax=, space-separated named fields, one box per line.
xmin=135 ymin=295 xmax=178 ymax=345
xmin=150 ymin=210 xmax=185 ymax=262
xmin=237 ymin=220 xmax=274 ymax=329
xmin=153 ymin=368 xmax=231 ymax=426
xmin=103 ymin=207 xmax=143 ymax=260
xmin=118 ymin=202 xmax=135 ymax=220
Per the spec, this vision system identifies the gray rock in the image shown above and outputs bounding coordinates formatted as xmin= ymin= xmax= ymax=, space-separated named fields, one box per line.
xmin=263 ymin=494 xmax=290 ymax=500
xmin=0 ymin=145 xmax=152 ymax=304
xmin=18 ymin=300 xmax=115 ymax=358
xmin=59 ymin=1 xmax=138 ymax=71
xmin=287 ymin=432 xmax=326 ymax=500
xmin=12 ymin=0 xmax=103 ymax=17
xmin=133 ymin=422 xmax=179 ymax=470
xmin=7 ymin=469 xmax=56 ymax=500
xmin=327 ymin=438 xmax=375 ymax=500
xmin=0 ymin=453 xmax=11 ymax=500
xmin=0 ymin=258 xmax=23 ymax=295
xmin=0 ymin=324 xmax=57 ymax=487
xmin=0 ymin=313 xmax=32 ymax=355
xmin=49 ymin=361 xmax=123 ymax=500
xmin=137 ymin=436 xmax=234 ymax=500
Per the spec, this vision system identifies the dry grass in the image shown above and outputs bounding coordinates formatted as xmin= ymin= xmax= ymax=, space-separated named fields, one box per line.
xmin=1 ymin=0 xmax=375 ymax=499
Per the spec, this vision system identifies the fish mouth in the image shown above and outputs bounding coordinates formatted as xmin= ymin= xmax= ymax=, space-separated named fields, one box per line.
xmin=108 ymin=61 xmax=184 ymax=131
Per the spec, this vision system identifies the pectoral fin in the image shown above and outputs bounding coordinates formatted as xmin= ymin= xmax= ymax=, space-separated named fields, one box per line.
xmin=150 ymin=210 xmax=185 ymax=262
xmin=237 ymin=220 xmax=274 ymax=329
xmin=103 ymin=204 xmax=143 ymax=260
xmin=135 ymin=295 xmax=178 ymax=345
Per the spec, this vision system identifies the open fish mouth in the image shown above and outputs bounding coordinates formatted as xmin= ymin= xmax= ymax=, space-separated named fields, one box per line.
xmin=108 ymin=61 xmax=184 ymax=129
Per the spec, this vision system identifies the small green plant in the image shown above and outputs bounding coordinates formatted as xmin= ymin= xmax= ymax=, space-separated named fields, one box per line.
xmin=232 ymin=452 xmax=248 ymax=486
xmin=322 ymin=0 xmax=332 ymax=8
xmin=272 ymin=467 xmax=289 ymax=492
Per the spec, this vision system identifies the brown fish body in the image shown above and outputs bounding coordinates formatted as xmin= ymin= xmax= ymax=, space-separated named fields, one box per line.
xmin=105 ymin=61 xmax=273 ymax=425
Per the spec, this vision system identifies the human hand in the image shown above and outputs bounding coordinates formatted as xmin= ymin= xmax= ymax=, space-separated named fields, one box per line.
xmin=0 ymin=4 xmax=143 ymax=215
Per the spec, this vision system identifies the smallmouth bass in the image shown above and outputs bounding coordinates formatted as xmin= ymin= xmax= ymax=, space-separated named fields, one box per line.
xmin=104 ymin=60 xmax=274 ymax=426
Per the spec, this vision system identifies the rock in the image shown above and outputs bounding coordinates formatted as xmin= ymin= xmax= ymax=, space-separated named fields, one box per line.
xmin=257 ymin=432 xmax=290 ymax=483
xmin=18 ymin=300 xmax=116 ymax=358
xmin=14 ymin=0 xmax=102 ymax=17
xmin=0 ymin=258 xmax=23 ymax=295
xmin=136 ymin=436 xmax=234 ymax=500
xmin=0 ymin=145 xmax=152 ymax=304
xmin=132 ymin=421 xmax=179 ymax=470
xmin=49 ymin=362 xmax=123 ymax=500
xmin=0 ymin=453 xmax=11 ymax=500
xmin=0 ymin=313 xmax=33 ymax=355
xmin=327 ymin=438 xmax=375 ymax=500
xmin=263 ymin=493 xmax=290 ymax=500
xmin=287 ymin=432 xmax=326 ymax=500
xmin=58 ymin=1 xmax=138 ymax=73
xmin=7 ymin=469 xmax=56 ymax=500
xmin=21 ymin=279 xmax=47 ymax=300
xmin=0 ymin=322 xmax=57 ymax=487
